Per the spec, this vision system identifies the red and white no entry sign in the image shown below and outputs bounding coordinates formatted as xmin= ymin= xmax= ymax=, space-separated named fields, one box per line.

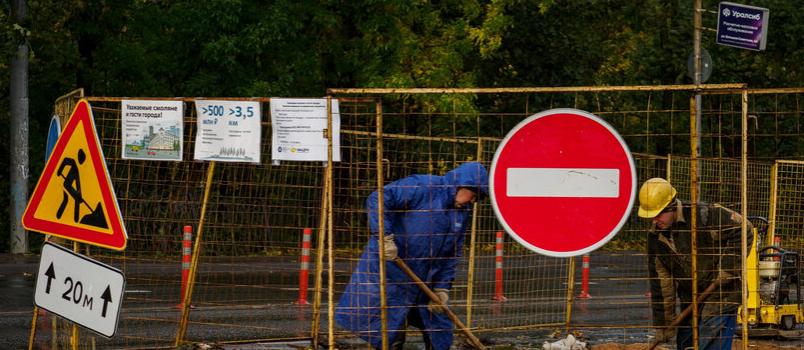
xmin=490 ymin=108 xmax=636 ymax=258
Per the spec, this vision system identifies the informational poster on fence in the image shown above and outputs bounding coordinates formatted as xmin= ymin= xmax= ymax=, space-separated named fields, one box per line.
xmin=122 ymin=100 xmax=184 ymax=161
xmin=270 ymin=98 xmax=341 ymax=162
xmin=193 ymin=100 xmax=261 ymax=163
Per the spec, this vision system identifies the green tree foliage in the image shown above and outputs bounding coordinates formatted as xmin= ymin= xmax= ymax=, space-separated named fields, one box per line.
xmin=3 ymin=0 xmax=804 ymax=250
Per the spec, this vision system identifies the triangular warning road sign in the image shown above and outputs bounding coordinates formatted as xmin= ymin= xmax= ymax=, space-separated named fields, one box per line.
xmin=23 ymin=99 xmax=127 ymax=250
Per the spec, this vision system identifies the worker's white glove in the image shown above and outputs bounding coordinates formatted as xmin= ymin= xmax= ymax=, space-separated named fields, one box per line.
xmin=382 ymin=235 xmax=398 ymax=261
xmin=428 ymin=288 xmax=449 ymax=314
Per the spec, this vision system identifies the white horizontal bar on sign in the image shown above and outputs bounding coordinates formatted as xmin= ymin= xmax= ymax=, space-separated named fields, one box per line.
xmin=506 ymin=168 xmax=620 ymax=198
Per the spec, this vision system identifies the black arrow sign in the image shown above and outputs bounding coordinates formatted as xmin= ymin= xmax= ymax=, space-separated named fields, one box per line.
xmin=100 ymin=286 xmax=113 ymax=317
xmin=44 ymin=263 xmax=56 ymax=294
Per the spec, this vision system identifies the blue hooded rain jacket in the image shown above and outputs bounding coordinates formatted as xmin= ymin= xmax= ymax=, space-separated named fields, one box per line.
xmin=334 ymin=162 xmax=489 ymax=350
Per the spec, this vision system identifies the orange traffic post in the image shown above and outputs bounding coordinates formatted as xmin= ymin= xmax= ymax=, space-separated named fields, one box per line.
xmin=293 ymin=228 xmax=312 ymax=306
xmin=491 ymin=231 xmax=507 ymax=301
xmin=175 ymin=226 xmax=195 ymax=309
xmin=577 ymin=253 xmax=592 ymax=299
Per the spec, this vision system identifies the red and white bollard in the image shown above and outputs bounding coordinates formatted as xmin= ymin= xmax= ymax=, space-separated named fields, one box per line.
xmin=577 ymin=253 xmax=592 ymax=299
xmin=293 ymin=228 xmax=312 ymax=306
xmin=491 ymin=231 xmax=507 ymax=301
xmin=175 ymin=225 xmax=196 ymax=309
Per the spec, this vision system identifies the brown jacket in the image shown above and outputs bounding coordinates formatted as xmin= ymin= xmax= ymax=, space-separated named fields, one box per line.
xmin=647 ymin=200 xmax=753 ymax=326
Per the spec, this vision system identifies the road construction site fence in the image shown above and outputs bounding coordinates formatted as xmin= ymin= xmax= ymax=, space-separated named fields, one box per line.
xmin=30 ymin=85 xmax=804 ymax=349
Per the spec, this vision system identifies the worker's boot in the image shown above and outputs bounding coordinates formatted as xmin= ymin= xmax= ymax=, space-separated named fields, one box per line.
xmin=313 ymin=334 xmax=328 ymax=349
xmin=422 ymin=333 xmax=433 ymax=350
xmin=390 ymin=330 xmax=406 ymax=350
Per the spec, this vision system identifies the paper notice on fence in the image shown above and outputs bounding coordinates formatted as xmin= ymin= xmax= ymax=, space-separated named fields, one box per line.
xmin=122 ymin=100 xmax=184 ymax=161
xmin=193 ymin=100 xmax=262 ymax=163
xmin=270 ymin=98 xmax=341 ymax=162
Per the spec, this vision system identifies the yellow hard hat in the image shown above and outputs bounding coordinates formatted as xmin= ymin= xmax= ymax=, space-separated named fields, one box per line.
xmin=638 ymin=178 xmax=677 ymax=218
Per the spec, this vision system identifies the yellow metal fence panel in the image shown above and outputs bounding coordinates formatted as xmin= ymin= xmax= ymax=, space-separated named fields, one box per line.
xmin=670 ymin=156 xmax=773 ymax=219
xmin=35 ymin=85 xmax=804 ymax=349
xmin=772 ymin=160 xmax=804 ymax=255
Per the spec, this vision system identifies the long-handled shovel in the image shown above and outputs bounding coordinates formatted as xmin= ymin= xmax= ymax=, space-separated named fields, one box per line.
xmin=648 ymin=280 xmax=721 ymax=350
xmin=393 ymin=257 xmax=487 ymax=350
xmin=57 ymin=173 xmax=108 ymax=228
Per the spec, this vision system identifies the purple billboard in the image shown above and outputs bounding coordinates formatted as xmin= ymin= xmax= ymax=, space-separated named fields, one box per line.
xmin=717 ymin=2 xmax=769 ymax=51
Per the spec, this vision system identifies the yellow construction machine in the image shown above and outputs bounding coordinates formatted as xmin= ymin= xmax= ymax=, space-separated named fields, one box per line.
xmin=740 ymin=216 xmax=803 ymax=334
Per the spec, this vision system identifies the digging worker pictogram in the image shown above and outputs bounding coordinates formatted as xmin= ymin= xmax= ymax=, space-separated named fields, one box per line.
xmin=56 ymin=149 xmax=108 ymax=229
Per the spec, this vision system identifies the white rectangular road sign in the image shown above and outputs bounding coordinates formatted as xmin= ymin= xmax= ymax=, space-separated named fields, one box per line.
xmin=35 ymin=242 xmax=126 ymax=338
xmin=507 ymin=168 xmax=620 ymax=198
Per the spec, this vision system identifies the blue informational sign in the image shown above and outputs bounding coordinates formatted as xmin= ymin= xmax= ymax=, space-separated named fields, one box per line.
xmin=717 ymin=2 xmax=769 ymax=51
xmin=45 ymin=115 xmax=61 ymax=162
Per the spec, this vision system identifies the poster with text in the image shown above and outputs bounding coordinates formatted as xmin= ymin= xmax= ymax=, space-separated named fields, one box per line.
xmin=270 ymin=98 xmax=341 ymax=162
xmin=194 ymin=100 xmax=261 ymax=163
xmin=122 ymin=100 xmax=184 ymax=161
xmin=716 ymin=2 xmax=769 ymax=51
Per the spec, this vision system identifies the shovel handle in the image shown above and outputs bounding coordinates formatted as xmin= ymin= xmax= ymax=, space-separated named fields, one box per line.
xmin=648 ymin=280 xmax=721 ymax=350
xmin=393 ymin=257 xmax=487 ymax=350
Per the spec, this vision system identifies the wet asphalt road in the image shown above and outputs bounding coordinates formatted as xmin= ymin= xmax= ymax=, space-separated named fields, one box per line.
xmin=1 ymin=252 xmax=802 ymax=349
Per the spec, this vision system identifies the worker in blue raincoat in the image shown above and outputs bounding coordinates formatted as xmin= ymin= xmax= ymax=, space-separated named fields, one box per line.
xmin=335 ymin=162 xmax=489 ymax=350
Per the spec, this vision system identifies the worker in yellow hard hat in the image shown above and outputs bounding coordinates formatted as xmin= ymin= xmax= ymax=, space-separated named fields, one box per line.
xmin=638 ymin=178 xmax=752 ymax=350
xmin=638 ymin=177 xmax=679 ymax=229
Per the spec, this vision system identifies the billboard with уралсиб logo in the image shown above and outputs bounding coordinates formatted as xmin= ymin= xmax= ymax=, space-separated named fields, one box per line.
xmin=716 ymin=2 xmax=769 ymax=51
